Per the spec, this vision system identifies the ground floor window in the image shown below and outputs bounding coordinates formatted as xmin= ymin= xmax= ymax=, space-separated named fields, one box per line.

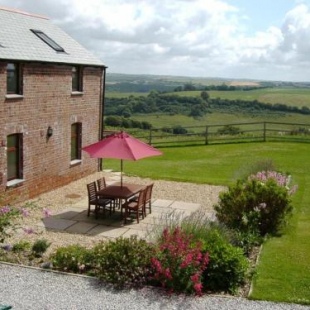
xmin=71 ymin=123 xmax=82 ymax=161
xmin=7 ymin=133 xmax=23 ymax=180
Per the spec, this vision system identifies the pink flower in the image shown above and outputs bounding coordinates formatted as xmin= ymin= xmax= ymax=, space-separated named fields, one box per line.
xmin=0 ymin=206 xmax=10 ymax=214
xmin=43 ymin=208 xmax=52 ymax=218
xmin=164 ymin=268 xmax=172 ymax=280
xmin=23 ymin=227 xmax=34 ymax=234
xmin=190 ymin=273 xmax=200 ymax=283
xmin=20 ymin=208 xmax=29 ymax=217
xmin=194 ymin=282 xmax=203 ymax=295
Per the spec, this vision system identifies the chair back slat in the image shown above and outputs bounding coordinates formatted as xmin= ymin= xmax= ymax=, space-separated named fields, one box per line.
xmin=145 ymin=183 xmax=154 ymax=202
xmin=87 ymin=182 xmax=97 ymax=202
xmin=139 ymin=189 xmax=146 ymax=206
xmin=97 ymin=177 xmax=107 ymax=191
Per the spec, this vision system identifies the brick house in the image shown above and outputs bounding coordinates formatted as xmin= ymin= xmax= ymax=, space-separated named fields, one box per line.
xmin=0 ymin=7 xmax=107 ymax=202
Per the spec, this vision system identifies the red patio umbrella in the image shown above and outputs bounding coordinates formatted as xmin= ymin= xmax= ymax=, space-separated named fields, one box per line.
xmin=82 ymin=131 xmax=163 ymax=186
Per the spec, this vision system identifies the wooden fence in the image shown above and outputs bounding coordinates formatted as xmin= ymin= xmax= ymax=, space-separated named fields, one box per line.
xmin=104 ymin=121 xmax=310 ymax=147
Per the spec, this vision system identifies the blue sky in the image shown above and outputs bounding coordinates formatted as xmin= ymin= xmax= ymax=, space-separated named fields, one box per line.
xmin=1 ymin=0 xmax=310 ymax=82
xmin=229 ymin=0 xmax=298 ymax=33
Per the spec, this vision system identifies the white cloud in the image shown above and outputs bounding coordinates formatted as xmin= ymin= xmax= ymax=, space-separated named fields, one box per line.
xmin=1 ymin=0 xmax=310 ymax=81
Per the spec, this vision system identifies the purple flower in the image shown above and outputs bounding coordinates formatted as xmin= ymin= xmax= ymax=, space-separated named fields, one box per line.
xmin=2 ymin=244 xmax=12 ymax=251
xmin=0 ymin=206 xmax=10 ymax=214
xmin=20 ymin=208 xmax=29 ymax=217
xmin=43 ymin=208 xmax=52 ymax=218
xmin=23 ymin=227 xmax=34 ymax=234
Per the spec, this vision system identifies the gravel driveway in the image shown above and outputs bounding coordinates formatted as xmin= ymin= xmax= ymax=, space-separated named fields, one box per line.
xmin=0 ymin=263 xmax=309 ymax=310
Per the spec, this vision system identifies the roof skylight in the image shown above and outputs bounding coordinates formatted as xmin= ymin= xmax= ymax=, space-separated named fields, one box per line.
xmin=31 ymin=29 xmax=65 ymax=52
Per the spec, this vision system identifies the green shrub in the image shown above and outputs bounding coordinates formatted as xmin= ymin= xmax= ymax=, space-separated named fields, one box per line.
xmin=12 ymin=240 xmax=31 ymax=252
xmin=201 ymin=229 xmax=249 ymax=294
xmin=148 ymin=208 xmax=249 ymax=294
xmin=31 ymin=239 xmax=51 ymax=257
xmin=50 ymin=244 xmax=94 ymax=274
xmin=214 ymin=174 xmax=295 ymax=237
xmin=92 ymin=236 xmax=154 ymax=288
xmin=231 ymin=230 xmax=263 ymax=256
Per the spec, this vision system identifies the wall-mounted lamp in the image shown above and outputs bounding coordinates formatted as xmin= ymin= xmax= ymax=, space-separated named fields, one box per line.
xmin=47 ymin=126 xmax=53 ymax=138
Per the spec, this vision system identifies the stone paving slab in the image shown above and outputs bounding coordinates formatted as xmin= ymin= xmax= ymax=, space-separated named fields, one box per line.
xmin=40 ymin=218 xmax=77 ymax=230
xmin=54 ymin=208 xmax=83 ymax=220
xmin=65 ymin=222 xmax=98 ymax=234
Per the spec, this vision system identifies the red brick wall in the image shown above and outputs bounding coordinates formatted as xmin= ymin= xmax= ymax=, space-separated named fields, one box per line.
xmin=0 ymin=62 xmax=104 ymax=203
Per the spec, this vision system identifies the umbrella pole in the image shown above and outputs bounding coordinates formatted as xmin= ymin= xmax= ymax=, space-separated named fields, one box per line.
xmin=121 ymin=159 xmax=123 ymax=187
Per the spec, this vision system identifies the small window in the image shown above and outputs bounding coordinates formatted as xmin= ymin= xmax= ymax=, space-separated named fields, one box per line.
xmin=72 ymin=66 xmax=83 ymax=92
xmin=7 ymin=134 xmax=23 ymax=181
xmin=71 ymin=123 xmax=82 ymax=161
xmin=31 ymin=29 xmax=65 ymax=52
xmin=7 ymin=63 xmax=23 ymax=95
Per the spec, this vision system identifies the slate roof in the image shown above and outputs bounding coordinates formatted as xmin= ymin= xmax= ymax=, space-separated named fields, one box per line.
xmin=0 ymin=7 xmax=105 ymax=67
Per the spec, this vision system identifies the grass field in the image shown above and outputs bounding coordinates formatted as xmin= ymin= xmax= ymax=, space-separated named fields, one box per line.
xmin=107 ymin=87 xmax=310 ymax=108
xmin=131 ymin=111 xmax=310 ymax=129
xmin=102 ymin=142 xmax=310 ymax=305
xmin=168 ymin=88 xmax=310 ymax=108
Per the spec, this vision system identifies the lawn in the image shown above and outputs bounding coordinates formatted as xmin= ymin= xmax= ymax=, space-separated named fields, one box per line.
xmin=102 ymin=141 xmax=310 ymax=304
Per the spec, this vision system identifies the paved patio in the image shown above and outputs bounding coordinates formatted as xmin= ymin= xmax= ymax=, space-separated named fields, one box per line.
xmin=37 ymin=196 xmax=202 ymax=240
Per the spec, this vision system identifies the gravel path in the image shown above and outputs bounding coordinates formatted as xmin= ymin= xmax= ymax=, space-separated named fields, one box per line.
xmin=1 ymin=263 xmax=309 ymax=310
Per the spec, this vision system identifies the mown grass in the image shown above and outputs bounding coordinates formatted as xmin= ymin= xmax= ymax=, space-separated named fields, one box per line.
xmin=102 ymin=142 xmax=310 ymax=304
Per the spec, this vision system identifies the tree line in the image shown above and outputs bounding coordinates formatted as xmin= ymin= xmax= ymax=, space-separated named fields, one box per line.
xmin=105 ymin=90 xmax=310 ymax=119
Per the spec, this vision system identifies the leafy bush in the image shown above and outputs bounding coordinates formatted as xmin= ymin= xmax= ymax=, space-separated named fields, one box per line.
xmin=201 ymin=229 xmax=249 ymax=294
xmin=50 ymin=244 xmax=94 ymax=274
xmin=92 ymin=236 xmax=154 ymax=288
xmin=214 ymin=171 xmax=296 ymax=237
xmin=0 ymin=206 xmax=24 ymax=243
xmin=12 ymin=240 xmax=31 ymax=252
xmin=31 ymin=239 xmax=51 ymax=257
xmin=147 ymin=208 xmax=249 ymax=294
xmin=217 ymin=125 xmax=242 ymax=135
xmin=151 ymin=227 xmax=209 ymax=295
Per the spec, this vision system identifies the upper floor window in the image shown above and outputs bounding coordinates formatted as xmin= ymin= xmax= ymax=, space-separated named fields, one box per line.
xmin=7 ymin=63 xmax=23 ymax=95
xmin=72 ymin=66 xmax=83 ymax=92
xmin=71 ymin=123 xmax=82 ymax=161
xmin=7 ymin=134 xmax=23 ymax=181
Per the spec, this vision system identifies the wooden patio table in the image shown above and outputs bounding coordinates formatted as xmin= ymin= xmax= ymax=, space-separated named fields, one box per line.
xmin=97 ymin=182 xmax=146 ymax=209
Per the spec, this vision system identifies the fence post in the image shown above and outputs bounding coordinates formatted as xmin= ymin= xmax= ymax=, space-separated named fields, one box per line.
xmin=149 ymin=128 xmax=152 ymax=145
xmin=263 ymin=122 xmax=266 ymax=142
xmin=205 ymin=126 xmax=209 ymax=145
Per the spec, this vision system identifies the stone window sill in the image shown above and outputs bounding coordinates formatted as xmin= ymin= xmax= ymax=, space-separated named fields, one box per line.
xmin=70 ymin=159 xmax=82 ymax=167
xmin=5 ymin=94 xmax=24 ymax=99
xmin=7 ymin=179 xmax=24 ymax=188
xmin=71 ymin=91 xmax=83 ymax=96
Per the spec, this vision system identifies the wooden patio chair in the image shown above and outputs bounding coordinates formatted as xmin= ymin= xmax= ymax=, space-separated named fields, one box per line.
xmin=97 ymin=177 xmax=117 ymax=209
xmin=121 ymin=188 xmax=147 ymax=224
xmin=144 ymin=183 xmax=154 ymax=214
xmin=87 ymin=181 xmax=113 ymax=219
xmin=129 ymin=183 xmax=154 ymax=215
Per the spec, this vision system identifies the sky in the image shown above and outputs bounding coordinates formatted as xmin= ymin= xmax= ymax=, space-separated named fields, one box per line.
xmin=1 ymin=0 xmax=310 ymax=82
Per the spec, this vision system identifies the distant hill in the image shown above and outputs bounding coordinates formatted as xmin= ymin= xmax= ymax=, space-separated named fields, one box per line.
xmin=106 ymin=73 xmax=310 ymax=93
